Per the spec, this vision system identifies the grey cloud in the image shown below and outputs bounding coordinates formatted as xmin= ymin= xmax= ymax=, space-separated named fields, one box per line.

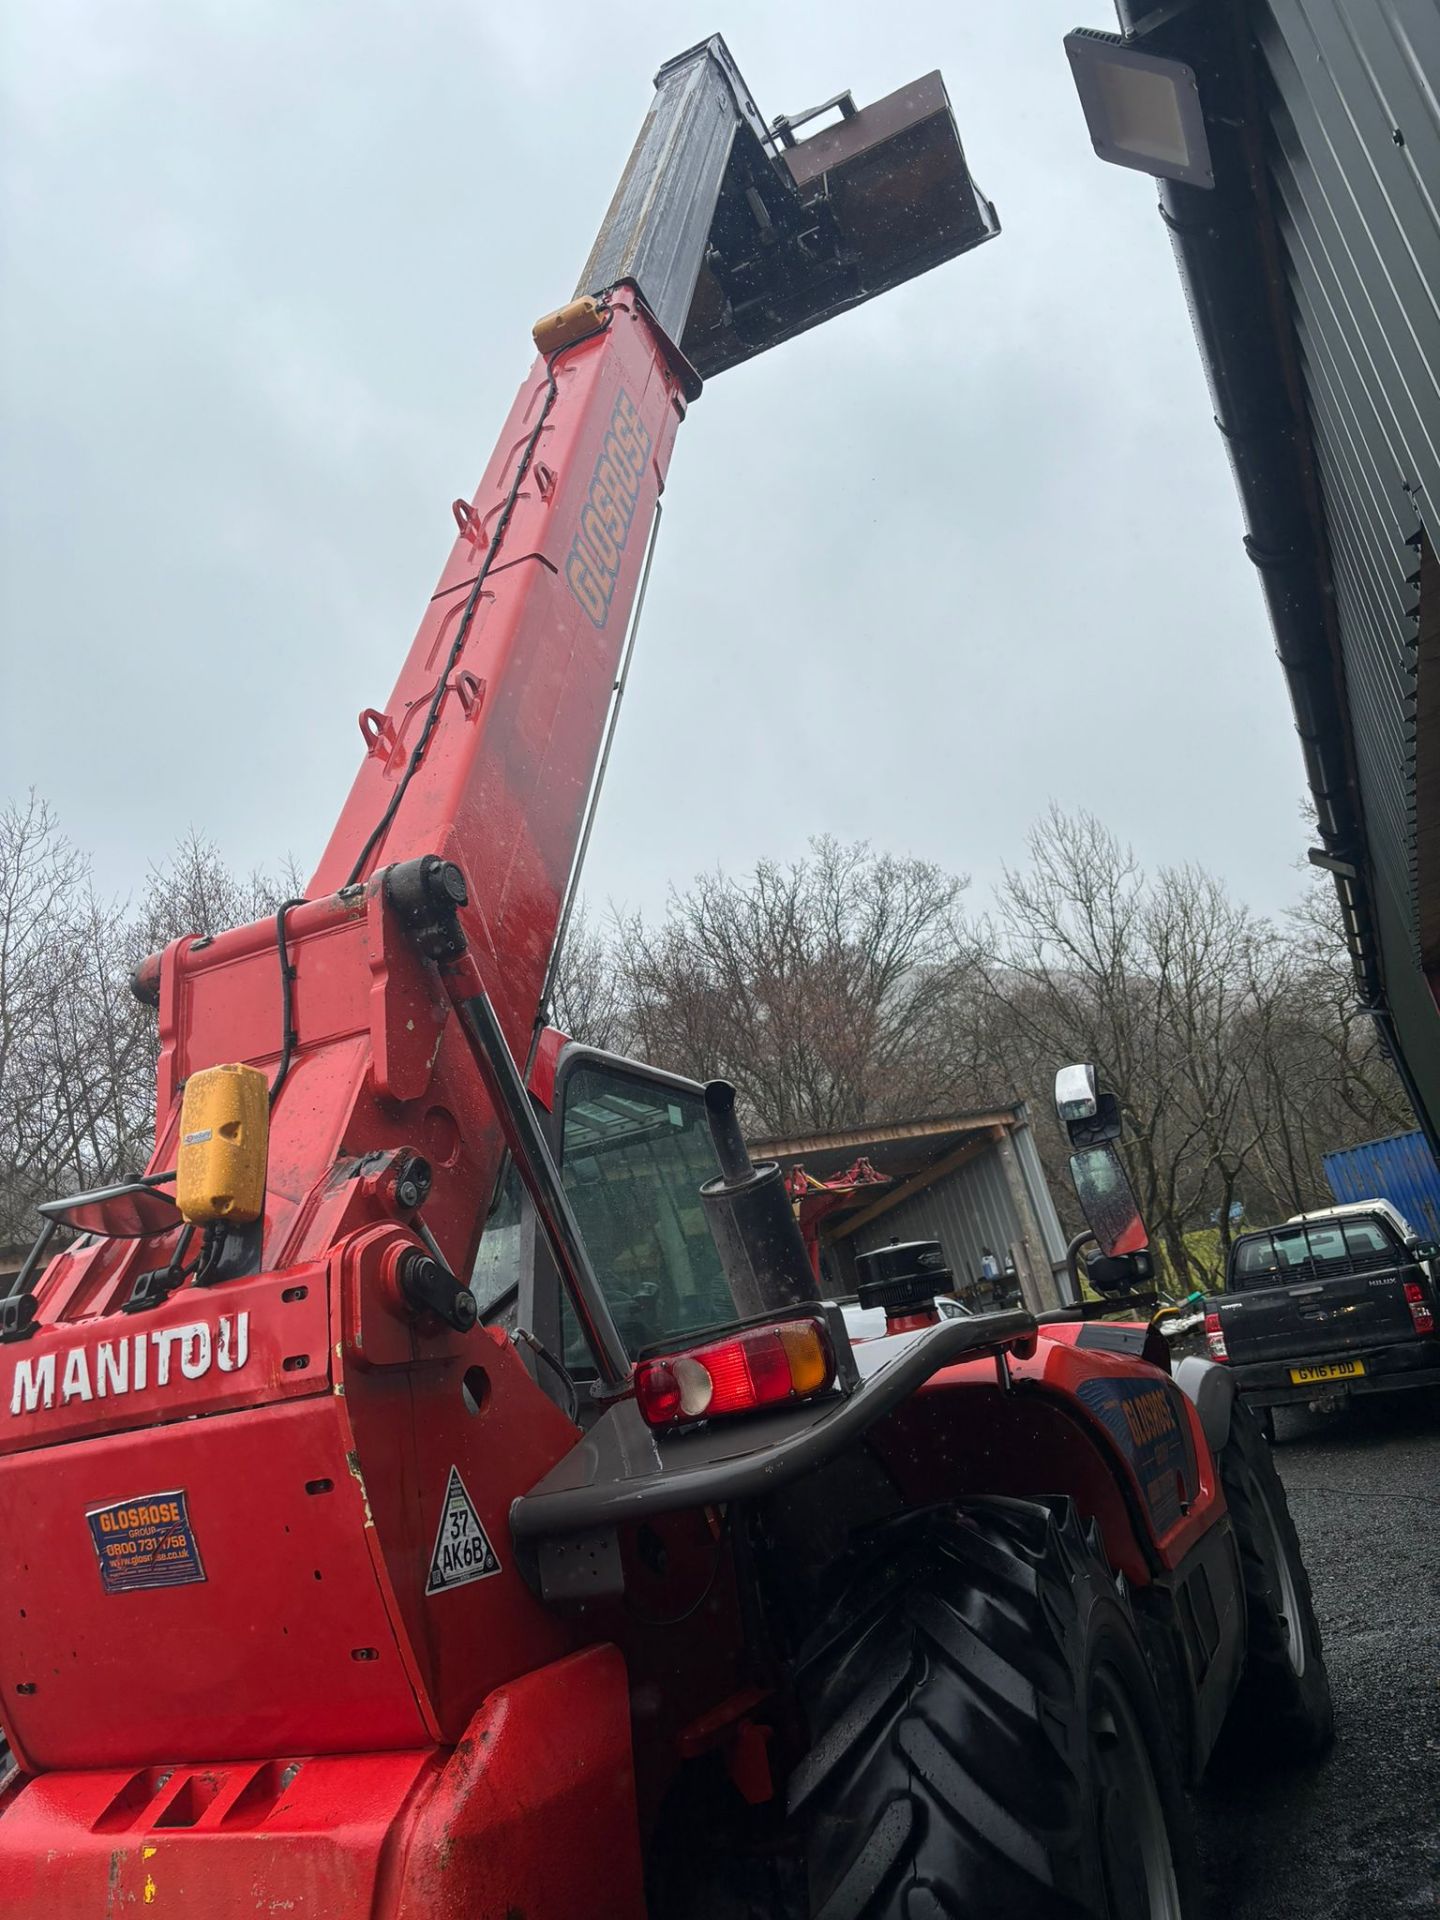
xmin=1 ymin=0 xmax=1306 ymax=927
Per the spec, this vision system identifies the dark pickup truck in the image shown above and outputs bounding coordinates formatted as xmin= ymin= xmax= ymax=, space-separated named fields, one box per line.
xmin=1207 ymin=1206 xmax=1440 ymax=1424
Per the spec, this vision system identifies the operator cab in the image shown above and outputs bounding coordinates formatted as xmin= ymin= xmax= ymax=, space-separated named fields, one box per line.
xmin=475 ymin=1041 xmax=982 ymax=1417
xmin=474 ymin=1051 xmax=741 ymax=1385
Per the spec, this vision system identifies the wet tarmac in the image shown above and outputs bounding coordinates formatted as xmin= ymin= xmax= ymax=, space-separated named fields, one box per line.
xmin=1197 ymin=1392 xmax=1440 ymax=1918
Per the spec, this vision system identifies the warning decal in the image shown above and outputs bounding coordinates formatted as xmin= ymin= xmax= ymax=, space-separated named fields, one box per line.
xmin=425 ymin=1466 xmax=501 ymax=1595
xmin=86 ymin=1489 xmax=206 ymax=1595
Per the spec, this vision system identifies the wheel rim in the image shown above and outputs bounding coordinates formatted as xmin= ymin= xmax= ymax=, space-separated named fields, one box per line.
xmin=1090 ymin=1664 xmax=1184 ymax=1920
xmin=1253 ymin=1475 xmax=1306 ymax=1675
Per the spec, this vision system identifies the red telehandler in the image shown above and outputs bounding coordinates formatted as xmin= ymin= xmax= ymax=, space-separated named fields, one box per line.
xmin=0 ymin=37 xmax=1329 ymax=1919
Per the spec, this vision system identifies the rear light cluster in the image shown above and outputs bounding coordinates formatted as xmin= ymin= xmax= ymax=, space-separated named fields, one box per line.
xmin=1403 ymin=1281 xmax=1435 ymax=1336
xmin=1204 ymin=1308 xmax=1228 ymax=1362
xmin=634 ymin=1315 xmax=837 ymax=1430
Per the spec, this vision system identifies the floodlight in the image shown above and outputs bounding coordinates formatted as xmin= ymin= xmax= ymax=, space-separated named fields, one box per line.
xmin=1065 ymin=27 xmax=1213 ymax=187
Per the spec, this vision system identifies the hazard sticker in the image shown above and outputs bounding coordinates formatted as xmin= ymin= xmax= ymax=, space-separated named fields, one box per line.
xmin=425 ymin=1466 xmax=501 ymax=1595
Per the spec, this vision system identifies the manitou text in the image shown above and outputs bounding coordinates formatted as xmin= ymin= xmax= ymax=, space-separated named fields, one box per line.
xmin=7 ymin=1313 xmax=251 ymax=1416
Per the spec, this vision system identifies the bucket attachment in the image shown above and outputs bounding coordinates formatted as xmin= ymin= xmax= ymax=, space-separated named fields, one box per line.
xmin=576 ymin=37 xmax=997 ymax=382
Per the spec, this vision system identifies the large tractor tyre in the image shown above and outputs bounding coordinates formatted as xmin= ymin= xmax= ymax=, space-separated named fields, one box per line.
xmin=1215 ymin=1397 xmax=1333 ymax=1764
xmin=789 ymin=1498 xmax=1199 ymax=1919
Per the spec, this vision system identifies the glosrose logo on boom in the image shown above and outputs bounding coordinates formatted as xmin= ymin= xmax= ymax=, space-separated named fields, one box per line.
xmin=565 ymin=388 xmax=651 ymax=629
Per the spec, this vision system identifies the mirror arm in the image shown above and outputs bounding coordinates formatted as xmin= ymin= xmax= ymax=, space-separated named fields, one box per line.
xmin=1064 ymin=1228 xmax=1097 ymax=1304
xmin=0 ymin=1220 xmax=56 ymax=1342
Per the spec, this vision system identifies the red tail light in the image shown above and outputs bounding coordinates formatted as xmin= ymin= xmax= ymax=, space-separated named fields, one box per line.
xmin=1403 ymin=1280 xmax=1435 ymax=1336
xmin=1205 ymin=1308 xmax=1228 ymax=1361
xmin=634 ymin=1315 xmax=837 ymax=1430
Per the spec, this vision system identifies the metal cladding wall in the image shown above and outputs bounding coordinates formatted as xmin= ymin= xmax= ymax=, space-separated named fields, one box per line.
xmin=1323 ymin=1128 xmax=1440 ymax=1241
xmin=837 ymin=1126 xmax=1067 ymax=1304
xmin=1012 ymin=1122 xmax=1069 ymax=1268
xmin=1255 ymin=2 xmax=1440 ymax=1110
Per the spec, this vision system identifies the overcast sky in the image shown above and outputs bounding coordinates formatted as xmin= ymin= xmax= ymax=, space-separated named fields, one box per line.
xmin=2 ymin=0 xmax=1311 ymax=930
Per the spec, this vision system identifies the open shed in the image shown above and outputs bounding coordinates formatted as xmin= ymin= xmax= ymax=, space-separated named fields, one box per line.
xmin=749 ymin=1103 xmax=1069 ymax=1313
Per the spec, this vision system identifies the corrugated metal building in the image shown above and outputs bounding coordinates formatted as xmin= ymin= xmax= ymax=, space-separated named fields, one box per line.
xmin=750 ymin=1105 xmax=1069 ymax=1312
xmin=1079 ymin=2 xmax=1440 ymax=1152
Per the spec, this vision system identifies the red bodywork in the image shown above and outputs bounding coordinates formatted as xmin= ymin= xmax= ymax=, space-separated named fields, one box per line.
xmin=0 ymin=1649 xmax=642 ymax=1917
xmin=0 ymin=289 xmax=1228 ymax=1918
xmin=884 ymin=1338 xmax=1219 ymax=1586
xmin=0 ymin=291 xmax=681 ymax=1913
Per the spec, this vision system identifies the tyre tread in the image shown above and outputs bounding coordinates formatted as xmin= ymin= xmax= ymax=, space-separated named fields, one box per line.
xmin=791 ymin=1497 xmax=1181 ymax=1917
xmin=1217 ymin=1401 xmax=1334 ymax=1761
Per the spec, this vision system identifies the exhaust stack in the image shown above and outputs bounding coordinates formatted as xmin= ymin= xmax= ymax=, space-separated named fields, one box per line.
xmin=700 ymin=1082 xmax=822 ymax=1320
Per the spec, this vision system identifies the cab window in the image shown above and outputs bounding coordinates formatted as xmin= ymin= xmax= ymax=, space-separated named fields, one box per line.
xmin=1270 ymin=1229 xmax=1311 ymax=1269
xmin=1304 ymin=1225 xmax=1346 ymax=1264
xmin=471 ymin=1158 xmax=524 ymax=1332
xmin=1233 ymin=1234 xmax=1279 ymax=1283
xmin=1342 ymin=1217 xmax=1389 ymax=1259
xmin=557 ymin=1061 xmax=734 ymax=1367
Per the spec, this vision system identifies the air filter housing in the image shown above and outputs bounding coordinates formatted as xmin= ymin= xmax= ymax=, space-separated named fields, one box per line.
xmin=854 ymin=1239 xmax=951 ymax=1317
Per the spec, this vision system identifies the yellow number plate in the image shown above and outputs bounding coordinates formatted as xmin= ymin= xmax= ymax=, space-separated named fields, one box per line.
xmin=1289 ymin=1358 xmax=1365 ymax=1385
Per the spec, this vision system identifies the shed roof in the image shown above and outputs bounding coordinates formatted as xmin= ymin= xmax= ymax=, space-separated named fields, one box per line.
xmin=749 ymin=1104 xmax=1025 ymax=1241
xmin=752 ymin=1104 xmax=1021 ymax=1168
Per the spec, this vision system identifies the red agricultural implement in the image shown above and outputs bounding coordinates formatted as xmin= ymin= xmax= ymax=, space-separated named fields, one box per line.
xmin=785 ymin=1160 xmax=890 ymax=1281
xmin=0 ymin=37 xmax=1330 ymax=1918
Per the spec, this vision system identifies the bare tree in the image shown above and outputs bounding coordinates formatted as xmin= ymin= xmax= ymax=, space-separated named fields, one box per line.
xmin=3 ymin=790 xmax=1415 ymax=1284
xmin=119 ymin=830 xmax=300 ymax=1148
xmin=548 ymin=905 xmax=632 ymax=1053
xmin=1236 ymin=874 xmax=1410 ymax=1220
xmin=616 ymin=837 xmax=981 ymax=1134
xmin=978 ymin=810 xmax=1293 ymax=1286
xmin=0 ymin=797 xmax=295 ymax=1248
xmin=0 ymin=796 xmax=95 ymax=1241
xmin=977 ymin=808 xmax=1416 ymax=1285
xmin=130 ymin=829 xmax=302 ymax=960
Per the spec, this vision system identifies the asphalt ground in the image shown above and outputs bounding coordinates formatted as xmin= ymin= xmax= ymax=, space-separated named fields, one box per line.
xmin=1195 ymin=1391 xmax=1440 ymax=1918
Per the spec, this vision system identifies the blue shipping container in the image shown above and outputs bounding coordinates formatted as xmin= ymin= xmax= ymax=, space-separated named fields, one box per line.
xmin=1323 ymin=1131 xmax=1440 ymax=1245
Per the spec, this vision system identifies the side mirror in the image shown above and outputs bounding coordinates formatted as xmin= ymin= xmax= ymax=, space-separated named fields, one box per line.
xmin=37 ymin=1178 xmax=185 ymax=1241
xmin=1067 ymin=1142 xmax=1149 ymax=1259
xmin=1054 ymin=1063 xmax=1097 ymax=1124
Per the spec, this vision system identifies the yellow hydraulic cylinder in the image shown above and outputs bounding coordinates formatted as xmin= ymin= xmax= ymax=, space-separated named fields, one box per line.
xmin=175 ymin=1064 xmax=270 ymax=1225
